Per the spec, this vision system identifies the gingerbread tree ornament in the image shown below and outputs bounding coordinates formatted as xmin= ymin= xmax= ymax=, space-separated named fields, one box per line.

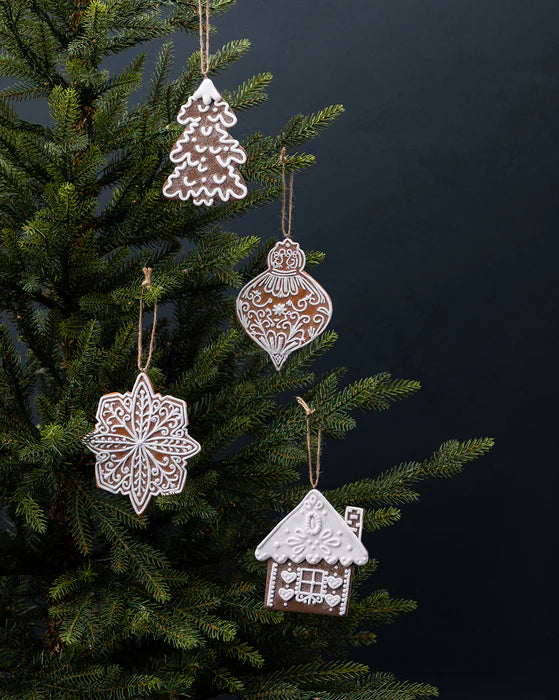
xmin=162 ymin=77 xmax=247 ymax=206
xmin=163 ymin=0 xmax=247 ymax=206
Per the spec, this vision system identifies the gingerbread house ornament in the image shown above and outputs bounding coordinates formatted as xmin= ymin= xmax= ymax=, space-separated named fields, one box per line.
xmin=255 ymin=490 xmax=368 ymax=616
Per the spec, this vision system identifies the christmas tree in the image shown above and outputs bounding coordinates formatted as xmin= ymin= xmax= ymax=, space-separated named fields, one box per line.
xmin=0 ymin=2 xmax=493 ymax=698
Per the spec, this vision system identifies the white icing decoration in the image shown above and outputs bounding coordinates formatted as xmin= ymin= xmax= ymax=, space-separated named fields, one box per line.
xmin=281 ymin=570 xmax=297 ymax=584
xmin=324 ymin=594 xmax=341 ymax=607
xmin=327 ymin=576 xmax=343 ymax=590
xmin=267 ymin=562 xmax=278 ymax=607
xmin=339 ymin=568 xmax=352 ymax=615
xmin=295 ymin=567 xmax=328 ymax=605
xmin=345 ymin=505 xmax=365 ymax=539
xmin=278 ymin=588 xmax=295 ymax=601
xmin=255 ymin=489 xmax=369 ymax=566
xmin=84 ymin=373 xmax=201 ymax=515
xmin=190 ymin=77 xmax=222 ymax=105
xmin=236 ymin=239 xmax=333 ymax=371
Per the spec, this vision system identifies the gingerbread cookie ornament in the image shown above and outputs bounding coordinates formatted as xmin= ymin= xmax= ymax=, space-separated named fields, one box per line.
xmin=162 ymin=78 xmax=247 ymax=206
xmin=255 ymin=399 xmax=368 ymax=617
xmin=162 ymin=0 xmax=247 ymax=206
xmin=236 ymin=150 xmax=332 ymax=370
xmin=255 ymin=490 xmax=367 ymax=616
xmin=84 ymin=371 xmax=201 ymax=516
xmin=84 ymin=269 xmax=201 ymax=515
xmin=236 ymin=238 xmax=332 ymax=370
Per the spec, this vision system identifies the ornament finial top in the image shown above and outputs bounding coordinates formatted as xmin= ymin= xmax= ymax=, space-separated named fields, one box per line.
xmin=267 ymin=238 xmax=306 ymax=275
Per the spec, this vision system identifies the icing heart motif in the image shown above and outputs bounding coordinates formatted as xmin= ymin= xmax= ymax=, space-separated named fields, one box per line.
xmin=281 ymin=571 xmax=297 ymax=584
xmin=324 ymin=594 xmax=341 ymax=607
xmin=236 ymin=238 xmax=333 ymax=371
xmin=278 ymin=588 xmax=295 ymax=601
xmin=327 ymin=576 xmax=343 ymax=590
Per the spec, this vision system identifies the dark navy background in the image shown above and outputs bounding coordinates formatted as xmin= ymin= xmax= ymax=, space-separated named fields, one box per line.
xmin=11 ymin=0 xmax=558 ymax=697
xmin=208 ymin=1 xmax=558 ymax=697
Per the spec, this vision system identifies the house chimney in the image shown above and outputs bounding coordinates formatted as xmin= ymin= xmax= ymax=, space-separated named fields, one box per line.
xmin=344 ymin=506 xmax=364 ymax=541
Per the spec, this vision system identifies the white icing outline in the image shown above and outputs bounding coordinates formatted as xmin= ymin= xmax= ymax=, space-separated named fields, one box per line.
xmin=339 ymin=567 xmax=352 ymax=616
xmin=327 ymin=575 xmax=343 ymax=590
xmin=267 ymin=562 xmax=278 ymax=607
xmin=345 ymin=506 xmax=364 ymax=539
xmin=280 ymin=570 xmax=297 ymax=584
xmin=324 ymin=593 xmax=341 ymax=607
xmin=278 ymin=587 xmax=295 ymax=601
xmin=295 ymin=567 xmax=328 ymax=605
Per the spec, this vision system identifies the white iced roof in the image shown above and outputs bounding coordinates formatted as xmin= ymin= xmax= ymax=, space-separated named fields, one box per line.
xmin=255 ymin=489 xmax=369 ymax=567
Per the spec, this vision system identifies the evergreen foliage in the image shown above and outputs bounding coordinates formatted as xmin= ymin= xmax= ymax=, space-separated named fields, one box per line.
xmin=0 ymin=2 xmax=493 ymax=698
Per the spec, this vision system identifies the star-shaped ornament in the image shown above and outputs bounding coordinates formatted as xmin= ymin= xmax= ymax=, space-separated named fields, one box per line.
xmin=84 ymin=373 xmax=201 ymax=515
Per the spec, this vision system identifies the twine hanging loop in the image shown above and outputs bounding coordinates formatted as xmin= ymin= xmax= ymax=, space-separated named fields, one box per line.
xmin=137 ymin=267 xmax=158 ymax=372
xmin=296 ymin=396 xmax=322 ymax=489
xmin=198 ymin=0 xmax=210 ymax=77
xmin=280 ymin=147 xmax=294 ymax=239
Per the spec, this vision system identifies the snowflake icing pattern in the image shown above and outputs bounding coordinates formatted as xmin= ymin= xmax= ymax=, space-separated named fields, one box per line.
xmin=84 ymin=372 xmax=201 ymax=515
xmin=285 ymin=493 xmax=342 ymax=559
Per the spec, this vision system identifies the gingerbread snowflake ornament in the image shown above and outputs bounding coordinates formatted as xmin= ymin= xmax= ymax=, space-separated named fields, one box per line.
xmin=236 ymin=238 xmax=333 ymax=371
xmin=162 ymin=78 xmax=247 ymax=206
xmin=255 ymin=490 xmax=368 ymax=616
xmin=84 ymin=372 xmax=201 ymax=515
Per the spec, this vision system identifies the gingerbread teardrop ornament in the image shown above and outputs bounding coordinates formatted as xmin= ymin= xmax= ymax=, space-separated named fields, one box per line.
xmin=236 ymin=238 xmax=333 ymax=370
xmin=236 ymin=149 xmax=332 ymax=370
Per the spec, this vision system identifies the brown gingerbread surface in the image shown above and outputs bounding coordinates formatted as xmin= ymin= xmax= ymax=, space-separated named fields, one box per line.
xmin=264 ymin=559 xmax=353 ymax=617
